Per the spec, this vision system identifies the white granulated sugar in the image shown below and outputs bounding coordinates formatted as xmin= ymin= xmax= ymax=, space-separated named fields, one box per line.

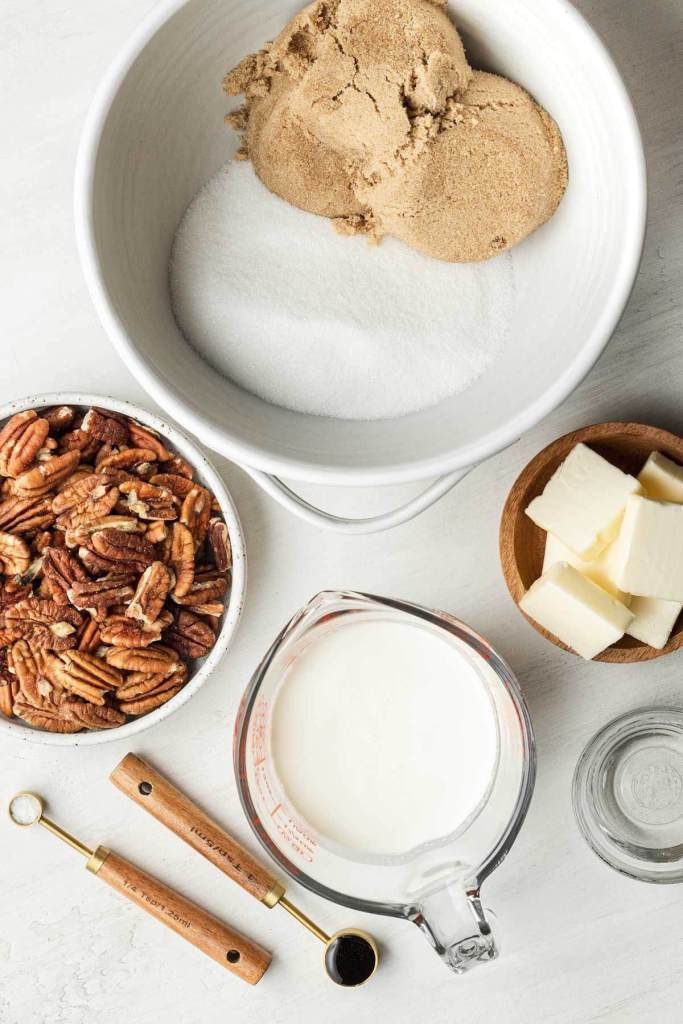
xmin=170 ymin=161 xmax=514 ymax=421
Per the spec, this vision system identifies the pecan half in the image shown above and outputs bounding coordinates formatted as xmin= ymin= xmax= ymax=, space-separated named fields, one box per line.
xmin=11 ymin=640 xmax=60 ymax=708
xmin=14 ymin=451 xmax=80 ymax=498
xmin=170 ymin=522 xmax=195 ymax=598
xmin=80 ymin=529 xmax=156 ymax=575
xmin=115 ymin=673 xmax=167 ymax=700
xmin=94 ymin=444 xmax=116 ymax=468
xmin=62 ymin=492 xmax=123 ymax=532
xmin=96 ymin=448 xmax=159 ymax=477
xmin=208 ymin=518 xmax=232 ymax=572
xmin=46 ymin=650 xmax=122 ymax=705
xmin=0 ymin=532 xmax=30 ymax=576
xmin=81 ymin=408 xmax=130 ymax=447
xmin=105 ymin=644 xmax=180 ymax=675
xmin=42 ymin=548 xmax=89 ymax=605
xmin=118 ymin=667 xmax=187 ymax=716
xmin=149 ymin=473 xmax=196 ymax=501
xmin=180 ymin=486 xmax=211 ymax=547
xmin=119 ymin=480 xmax=177 ymax=521
xmin=128 ymin=422 xmax=171 ymax=462
xmin=126 ymin=562 xmax=171 ymax=625
xmin=68 ymin=574 xmax=135 ymax=614
xmin=4 ymin=598 xmax=81 ymax=650
xmin=97 ymin=467 xmax=138 ymax=487
xmin=53 ymin=474 xmax=119 ymax=529
xmin=42 ymin=406 xmax=75 ymax=435
xmin=163 ymin=609 xmax=216 ymax=659
xmin=13 ymin=701 xmax=82 ymax=733
xmin=0 ymin=411 xmax=50 ymax=478
xmin=99 ymin=615 xmax=164 ymax=648
xmin=0 ymin=496 xmax=45 ymax=537
xmin=61 ymin=698 xmax=126 ymax=730
xmin=77 ymin=616 xmax=102 ymax=653
xmin=64 ymin=515 xmax=146 ymax=549
xmin=53 ymin=473 xmax=107 ymax=515
xmin=172 ymin=569 xmax=228 ymax=610
xmin=118 ymin=686 xmax=183 ymax=716
xmin=116 ymin=662 xmax=187 ymax=702
xmin=181 ymin=601 xmax=223 ymax=617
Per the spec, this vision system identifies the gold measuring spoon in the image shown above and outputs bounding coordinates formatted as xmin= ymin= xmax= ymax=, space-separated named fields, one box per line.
xmin=111 ymin=754 xmax=379 ymax=987
xmin=7 ymin=791 xmax=271 ymax=985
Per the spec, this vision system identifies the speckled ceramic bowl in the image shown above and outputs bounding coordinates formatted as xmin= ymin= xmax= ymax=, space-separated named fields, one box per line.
xmin=0 ymin=392 xmax=246 ymax=746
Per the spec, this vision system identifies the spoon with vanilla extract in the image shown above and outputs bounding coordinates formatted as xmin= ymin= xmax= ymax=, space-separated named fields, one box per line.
xmin=110 ymin=753 xmax=379 ymax=987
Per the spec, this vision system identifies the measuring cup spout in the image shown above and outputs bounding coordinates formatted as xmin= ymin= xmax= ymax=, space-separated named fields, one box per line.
xmin=410 ymin=884 xmax=496 ymax=974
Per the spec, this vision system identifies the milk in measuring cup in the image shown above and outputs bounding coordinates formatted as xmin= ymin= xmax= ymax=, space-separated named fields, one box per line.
xmin=271 ymin=619 xmax=499 ymax=857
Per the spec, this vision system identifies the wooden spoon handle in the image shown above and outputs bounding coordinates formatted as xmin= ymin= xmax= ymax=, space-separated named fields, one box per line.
xmin=89 ymin=848 xmax=271 ymax=985
xmin=110 ymin=754 xmax=283 ymax=906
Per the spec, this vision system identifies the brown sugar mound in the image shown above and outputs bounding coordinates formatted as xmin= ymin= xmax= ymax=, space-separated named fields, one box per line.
xmin=224 ymin=0 xmax=568 ymax=262
xmin=358 ymin=71 xmax=569 ymax=262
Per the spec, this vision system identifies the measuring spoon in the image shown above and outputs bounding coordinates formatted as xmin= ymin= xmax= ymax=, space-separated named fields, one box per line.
xmin=111 ymin=754 xmax=379 ymax=987
xmin=8 ymin=791 xmax=271 ymax=985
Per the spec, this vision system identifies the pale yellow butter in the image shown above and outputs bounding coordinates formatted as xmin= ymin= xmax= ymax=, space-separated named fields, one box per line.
xmin=626 ymin=595 xmax=682 ymax=649
xmin=526 ymin=443 xmax=643 ymax=560
xmin=614 ymin=495 xmax=683 ymax=601
xmin=542 ymin=533 xmax=630 ymax=604
xmin=638 ymin=451 xmax=683 ymax=503
xmin=520 ymin=561 xmax=633 ymax=660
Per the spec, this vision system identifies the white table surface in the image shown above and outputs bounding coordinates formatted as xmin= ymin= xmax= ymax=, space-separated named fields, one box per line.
xmin=2 ymin=1 xmax=683 ymax=1021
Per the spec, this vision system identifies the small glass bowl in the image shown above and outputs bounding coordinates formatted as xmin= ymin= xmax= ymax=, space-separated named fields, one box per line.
xmin=573 ymin=707 xmax=683 ymax=883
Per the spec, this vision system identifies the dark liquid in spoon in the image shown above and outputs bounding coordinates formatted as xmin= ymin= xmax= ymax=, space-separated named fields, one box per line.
xmin=325 ymin=933 xmax=377 ymax=986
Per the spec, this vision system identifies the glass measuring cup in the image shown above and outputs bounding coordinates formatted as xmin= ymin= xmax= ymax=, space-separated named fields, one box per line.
xmin=234 ymin=592 xmax=535 ymax=973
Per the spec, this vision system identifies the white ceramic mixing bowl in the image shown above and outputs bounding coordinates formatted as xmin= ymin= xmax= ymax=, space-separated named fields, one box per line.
xmin=75 ymin=0 xmax=646 ymax=533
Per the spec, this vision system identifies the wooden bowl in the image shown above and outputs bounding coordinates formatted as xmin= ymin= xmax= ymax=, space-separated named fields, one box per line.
xmin=500 ymin=422 xmax=683 ymax=663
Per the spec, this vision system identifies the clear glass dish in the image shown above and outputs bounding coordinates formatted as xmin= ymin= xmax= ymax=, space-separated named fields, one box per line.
xmin=234 ymin=591 xmax=536 ymax=973
xmin=573 ymin=707 xmax=683 ymax=883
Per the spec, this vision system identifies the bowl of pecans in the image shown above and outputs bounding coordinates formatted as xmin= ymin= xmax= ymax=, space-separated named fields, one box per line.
xmin=0 ymin=393 xmax=245 ymax=745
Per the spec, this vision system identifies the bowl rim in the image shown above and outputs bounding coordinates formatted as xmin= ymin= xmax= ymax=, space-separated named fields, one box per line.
xmin=499 ymin=420 xmax=683 ymax=664
xmin=74 ymin=0 xmax=648 ymax=486
xmin=0 ymin=391 xmax=246 ymax=746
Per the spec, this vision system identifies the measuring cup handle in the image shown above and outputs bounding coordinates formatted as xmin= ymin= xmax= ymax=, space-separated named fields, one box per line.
xmin=241 ymin=466 xmax=474 ymax=534
xmin=110 ymin=754 xmax=283 ymax=906
xmin=411 ymin=885 xmax=496 ymax=974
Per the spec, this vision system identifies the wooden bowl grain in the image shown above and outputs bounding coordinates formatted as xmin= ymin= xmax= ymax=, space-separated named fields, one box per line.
xmin=500 ymin=422 xmax=683 ymax=663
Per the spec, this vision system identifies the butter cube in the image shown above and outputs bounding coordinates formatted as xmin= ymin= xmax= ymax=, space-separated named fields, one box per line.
xmin=638 ymin=452 xmax=683 ymax=503
xmin=614 ymin=495 xmax=683 ymax=601
xmin=626 ymin=596 xmax=682 ymax=650
xmin=543 ymin=533 xmax=630 ymax=604
xmin=520 ymin=562 xmax=633 ymax=660
xmin=526 ymin=443 xmax=643 ymax=559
